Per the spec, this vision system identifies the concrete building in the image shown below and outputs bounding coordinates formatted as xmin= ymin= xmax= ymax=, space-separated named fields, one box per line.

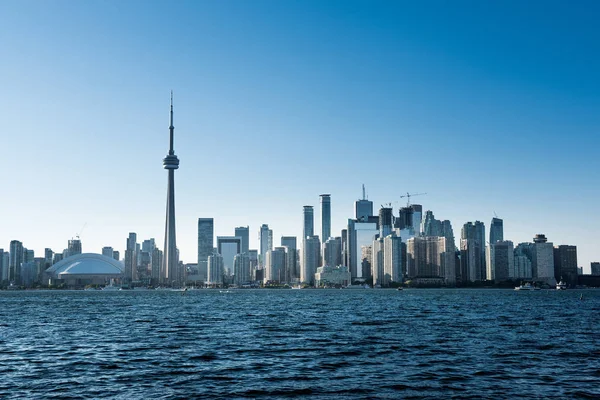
xmin=265 ymin=247 xmax=286 ymax=283
xmin=102 ymin=247 xmax=114 ymax=259
xmin=320 ymin=194 xmax=331 ymax=243
xmin=461 ymin=221 xmax=486 ymax=281
xmin=45 ymin=253 xmax=124 ymax=287
xmin=9 ymin=240 xmax=24 ymax=284
xmin=302 ymin=235 xmax=321 ymax=285
xmin=151 ymin=248 xmax=163 ymax=284
xmin=361 ymin=245 xmax=372 ymax=279
xmin=124 ymin=233 xmax=137 ymax=283
xmin=514 ymin=243 xmax=533 ymax=279
xmin=488 ymin=241 xmax=514 ymax=282
xmin=592 ymin=262 xmax=600 ymax=275
xmin=197 ymin=218 xmax=214 ymax=283
xmin=248 ymin=250 xmax=258 ymax=280
xmin=553 ymin=245 xmax=578 ymax=287
xmin=371 ymin=237 xmax=384 ymax=286
xmin=233 ymin=253 xmax=250 ymax=286
xmin=532 ymin=234 xmax=556 ymax=285
xmin=0 ymin=249 xmax=5 ymax=282
xmin=408 ymin=237 xmax=454 ymax=285
xmin=323 ymin=237 xmax=342 ymax=268
xmin=422 ymin=211 xmax=442 ymax=237
xmin=259 ymin=224 xmax=272 ymax=267
xmin=235 ymin=226 xmax=250 ymax=255
xmin=207 ymin=253 xmax=223 ymax=287
xmin=281 ymin=236 xmax=298 ymax=281
xmin=315 ymin=265 xmax=351 ymax=287
xmin=383 ymin=233 xmax=404 ymax=286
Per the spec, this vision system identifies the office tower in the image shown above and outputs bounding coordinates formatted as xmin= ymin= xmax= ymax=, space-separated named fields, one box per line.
xmin=372 ymin=237 xmax=384 ymax=286
xmin=355 ymin=184 xmax=373 ymax=220
xmin=207 ymin=253 xmax=223 ymax=286
xmin=441 ymin=220 xmax=455 ymax=252
xmin=265 ymin=247 xmax=286 ymax=283
xmin=259 ymin=224 xmax=271 ymax=267
xmin=9 ymin=240 xmax=24 ymax=283
xmin=102 ymin=247 xmax=114 ymax=258
xmin=235 ymin=226 xmax=250 ymax=255
xmin=407 ymin=236 xmax=453 ymax=285
xmin=591 ymin=262 xmax=600 ymax=275
xmin=490 ymin=217 xmax=503 ymax=244
xmin=136 ymin=243 xmax=141 ymax=267
xmin=320 ymin=194 xmax=331 ymax=242
xmin=302 ymin=236 xmax=321 ymax=285
xmin=0 ymin=249 xmax=5 ymax=282
xmin=341 ymin=229 xmax=348 ymax=266
xmin=383 ymin=234 xmax=403 ymax=286
xmin=488 ymin=241 xmax=514 ymax=282
xmin=422 ymin=211 xmax=442 ymax=237
xmin=124 ymin=233 xmax=137 ymax=283
xmin=460 ymin=238 xmax=482 ymax=283
xmin=20 ymin=262 xmax=36 ymax=287
xmin=197 ymin=218 xmax=214 ymax=281
xmin=323 ymin=237 xmax=342 ymax=267
xmin=347 ymin=217 xmax=379 ymax=279
xmin=411 ymin=204 xmax=423 ymax=235
xmin=112 ymin=251 xmax=120 ymax=261
xmin=25 ymin=249 xmax=34 ymax=263
xmin=396 ymin=207 xmax=413 ymax=230
xmin=233 ymin=253 xmax=250 ymax=286
xmin=162 ymin=92 xmax=180 ymax=284
xmin=461 ymin=221 xmax=486 ymax=281
xmin=142 ymin=239 xmax=156 ymax=257
xmin=217 ymin=236 xmax=242 ymax=276
xmin=361 ymin=245 xmax=372 ymax=279
xmin=553 ymin=245 xmax=578 ymax=286
xmin=514 ymin=243 xmax=533 ymax=279
xmin=151 ymin=248 xmax=163 ymax=283
xmin=531 ymin=234 xmax=555 ymax=285
xmin=281 ymin=236 xmax=297 ymax=281
xmin=44 ymin=248 xmax=54 ymax=267
xmin=303 ymin=206 xmax=314 ymax=238
xmin=379 ymin=207 xmax=393 ymax=238
xmin=2 ymin=252 xmax=9 ymax=282
xmin=68 ymin=239 xmax=82 ymax=258
xmin=248 ymin=250 xmax=258 ymax=280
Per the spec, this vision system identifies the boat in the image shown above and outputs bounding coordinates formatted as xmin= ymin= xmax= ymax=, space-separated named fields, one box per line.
xmin=514 ymin=282 xmax=541 ymax=291
xmin=556 ymin=280 xmax=567 ymax=290
xmin=102 ymin=284 xmax=120 ymax=291
xmin=397 ymin=287 xmax=403 ymax=291
xmin=345 ymin=284 xmax=371 ymax=289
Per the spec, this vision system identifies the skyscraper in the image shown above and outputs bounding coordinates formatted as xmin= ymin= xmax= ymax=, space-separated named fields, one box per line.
xmin=198 ymin=218 xmax=214 ymax=281
xmin=162 ymin=92 xmax=180 ymax=284
xmin=461 ymin=221 xmax=486 ymax=280
xmin=259 ymin=224 xmax=271 ymax=267
xmin=532 ymin=234 xmax=555 ymax=285
xmin=102 ymin=247 xmax=114 ymax=258
xmin=265 ymin=247 xmax=286 ymax=283
xmin=383 ymin=233 xmax=404 ymax=286
xmin=0 ymin=249 xmax=5 ymax=282
xmin=591 ymin=262 xmax=600 ymax=275
xmin=302 ymin=235 xmax=321 ymax=285
xmin=281 ymin=236 xmax=298 ymax=281
xmin=67 ymin=239 xmax=82 ymax=258
xmin=235 ymin=226 xmax=250 ymax=254
xmin=303 ymin=206 xmax=314 ymax=239
xmin=207 ymin=253 xmax=223 ymax=287
xmin=490 ymin=217 xmax=504 ymax=244
xmin=323 ymin=237 xmax=342 ymax=267
xmin=9 ymin=240 xmax=23 ymax=283
xmin=355 ymin=184 xmax=373 ymax=220
xmin=124 ymin=233 xmax=137 ymax=283
xmin=488 ymin=241 xmax=514 ymax=282
xmin=217 ymin=236 xmax=242 ymax=276
xmin=553 ymin=245 xmax=578 ymax=286
xmin=320 ymin=194 xmax=331 ymax=242
xmin=233 ymin=253 xmax=250 ymax=286
xmin=378 ymin=207 xmax=393 ymax=238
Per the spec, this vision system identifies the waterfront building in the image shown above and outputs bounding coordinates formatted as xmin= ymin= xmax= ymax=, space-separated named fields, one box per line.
xmin=355 ymin=184 xmax=373 ymax=220
xmin=514 ymin=243 xmax=533 ymax=279
xmin=302 ymin=235 xmax=321 ymax=285
xmin=383 ymin=233 xmax=404 ymax=285
xmin=320 ymin=194 xmax=331 ymax=243
xmin=532 ymin=234 xmax=556 ymax=285
xmin=341 ymin=229 xmax=348 ymax=267
xmin=372 ymin=237 xmax=384 ymax=286
xmin=9 ymin=240 xmax=24 ymax=284
xmin=142 ymin=239 xmax=156 ymax=260
xmin=45 ymin=253 xmax=124 ymax=287
xmin=379 ymin=207 xmax=393 ymax=238
xmin=233 ymin=253 xmax=250 ymax=286
xmin=151 ymin=248 xmax=163 ymax=283
xmin=411 ymin=204 xmax=423 ymax=236
xmin=315 ymin=265 xmax=351 ymax=287
xmin=323 ymin=237 xmax=342 ymax=268
xmin=488 ymin=241 xmax=514 ymax=282
xmin=198 ymin=218 xmax=214 ymax=282
xmin=235 ymin=226 xmax=250 ymax=255
xmin=162 ymin=92 xmax=180 ymax=285
xmin=592 ymin=262 xmax=600 ymax=275
xmin=553 ymin=245 xmax=578 ymax=286
xmin=490 ymin=217 xmax=503 ymax=244
xmin=347 ymin=217 xmax=379 ymax=279
xmin=207 ymin=253 xmax=223 ymax=287
xmin=124 ymin=233 xmax=137 ymax=283
xmin=216 ymin=236 xmax=242 ymax=276
xmin=0 ymin=249 xmax=5 ymax=282
xmin=422 ymin=211 xmax=442 ymax=237
xmin=259 ymin=224 xmax=272 ymax=267
xmin=461 ymin=221 xmax=486 ymax=281
xmin=281 ymin=236 xmax=298 ymax=281
xmin=441 ymin=220 xmax=455 ymax=252
xmin=361 ymin=245 xmax=372 ymax=279
xmin=44 ymin=248 xmax=54 ymax=267
xmin=265 ymin=247 xmax=286 ymax=283
xmin=407 ymin=236 xmax=454 ymax=285
xmin=102 ymin=247 xmax=114 ymax=259
xmin=248 ymin=250 xmax=258 ymax=280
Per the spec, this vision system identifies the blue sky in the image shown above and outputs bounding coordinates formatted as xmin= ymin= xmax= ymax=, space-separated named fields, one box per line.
xmin=1 ymin=1 xmax=599 ymax=271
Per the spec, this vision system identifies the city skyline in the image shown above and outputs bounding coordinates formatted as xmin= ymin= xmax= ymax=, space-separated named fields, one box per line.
xmin=1 ymin=1 xmax=599 ymax=272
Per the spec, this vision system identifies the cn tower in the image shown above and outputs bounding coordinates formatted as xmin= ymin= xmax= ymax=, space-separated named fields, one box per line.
xmin=162 ymin=92 xmax=180 ymax=284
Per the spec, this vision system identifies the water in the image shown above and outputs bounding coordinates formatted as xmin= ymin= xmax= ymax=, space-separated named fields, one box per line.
xmin=1 ymin=289 xmax=599 ymax=399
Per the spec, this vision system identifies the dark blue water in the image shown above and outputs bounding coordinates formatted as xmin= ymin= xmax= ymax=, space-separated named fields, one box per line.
xmin=1 ymin=289 xmax=599 ymax=399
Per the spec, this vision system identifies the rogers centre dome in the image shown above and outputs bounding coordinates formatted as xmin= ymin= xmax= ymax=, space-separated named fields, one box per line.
xmin=45 ymin=253 xmax=124 ymax=286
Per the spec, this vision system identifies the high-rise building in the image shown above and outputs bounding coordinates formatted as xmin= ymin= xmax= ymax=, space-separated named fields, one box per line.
xmin=142 ymin=239 xmax=156 ymax=256
xmin=379 ymin=207 xmax=393 ymax=238
xmin=341 ymin=229 xmax=348 ymax=267
xmin=68 ymin=239 xmax=82 ymax=258
xmin=233 ymin=253 xmax=250 ymax=286
xmin=235 ymin=226 xmax=250 ymax=255
xmin=553 ymin=245 xmax=578 ymax=286
xmin=355 ymin=184 xmax=373 ymax=221
xmin=422 ymin=211 xmax=442 ymax=237
xmin=151 ymin=248 xmax=163 ymax=283
xmin=248 ymin=250 xmax=258 ymax=280
xmin=265 ymin=247 xmax=286 ymax=283
xmin=490 ymin=217 xmax=503 ymax=244
xmin=441 ymin=220 xmax=455 ymax=252
xmin=207 ymin=253 xmax=223 ymax=286
xmin=514 ymin=243 xmax=533 ymax=279
xmin=532 ymin=234 xmax=555 ymax=285
xmin=112 ymin=251 xmax=120 ymax=261
xmin=198 ymin=218 xmax=214 ymax=280
xmin=323 ymin=237 xmax=342 ymax=267
xmin=371 ymin=237 xmax=384 ymax=286
xmin=461 ymin=221 xmax=486 ymax=281
xmin=383 ymin=233 xmax=404 ymax=286
xmin=124 ymin=233 xmax=137 ymax=283
xmin=281 ymin=236 xmax=298 ymax=281
xmin=347 ymin=217 xmax=379 ymax=279
xmin=0 ymin=249 xmax=5 ymax=282
xmin=162 ymin=92 xmax=180 ymax=285
xmin=102 ymin=247 xmax=114 ymax=258
xmin=259 ymin=224 xmax=271 ymax=267
xmin=302 ymin=235 xmax=321 ymax=285
xmin=9 ymin=240 xmax=24 ymax=283
xmin=591 ymin=262 xmax=600 ymax=275
xmin=407 ymin=236 xmax=454 ymax=285
xmin=488 ymin=241 xmax=514 ymax=282
xmin=24 ymin=249 xmax=34 ymax=263
xmin=361 ymin=245 xmax=372 ymax=279
xmin=44 ymin=248 xmax=54 ymax=267
xmin=411 ymin=205 xmax=423 ymax=236
xmin=303 ymin=206 xmax=314 ymax=239
xmin=217 ymin=236 xmax=242 ymax=276
xmin=320 ymin=194 xmax=331 ymax=242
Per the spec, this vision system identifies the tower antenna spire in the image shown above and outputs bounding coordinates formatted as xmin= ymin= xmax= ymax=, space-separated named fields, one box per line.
xmin=169 ymin=90 xmax=174 ymax=155
xmin=362 ymin=184 xmax=366 ymax=200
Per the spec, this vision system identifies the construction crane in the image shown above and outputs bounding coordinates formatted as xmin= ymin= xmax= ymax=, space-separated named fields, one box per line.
xmin=399 ymin=192 xmax=427 ymax=208
xmin=75 ymin=222 xmax=87 ymax=240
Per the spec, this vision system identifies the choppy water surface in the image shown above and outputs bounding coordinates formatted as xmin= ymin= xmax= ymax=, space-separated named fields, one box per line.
xmin=1 ymin=289 xmax=599 ymax=399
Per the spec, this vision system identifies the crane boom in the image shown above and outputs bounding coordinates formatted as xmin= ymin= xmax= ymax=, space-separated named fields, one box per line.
xmin=398 ymin=192 xmax=427 ymax=207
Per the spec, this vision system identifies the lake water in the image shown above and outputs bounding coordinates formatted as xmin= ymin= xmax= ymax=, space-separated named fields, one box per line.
xmin=1 ymin=289 xmax=599 ymax=398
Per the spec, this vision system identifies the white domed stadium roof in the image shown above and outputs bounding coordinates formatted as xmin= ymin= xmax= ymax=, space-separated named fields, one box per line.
xmin=46 ymin=253 xmax=124 ymax=277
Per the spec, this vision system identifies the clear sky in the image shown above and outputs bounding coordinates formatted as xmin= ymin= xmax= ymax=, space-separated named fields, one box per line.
xmin=1 ymin=1 xmax=599 ymax=271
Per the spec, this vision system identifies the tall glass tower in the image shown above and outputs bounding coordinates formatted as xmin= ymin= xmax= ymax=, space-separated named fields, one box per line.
xmin=320 ymin=194 xmax=331 ymax=241
xmin=162 ymin=92 xmax=180 ymax=284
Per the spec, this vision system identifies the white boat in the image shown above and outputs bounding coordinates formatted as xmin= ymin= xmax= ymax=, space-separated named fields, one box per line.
xmin=556 ymin=280 xmax=567 ymax=290
xmin=345 ymin=284 xmax=371 ymax=289
xmin=102 ymin=284 xmax=120 ymax=291
xmin=514 ymin=282 xmax=540 ymax=291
